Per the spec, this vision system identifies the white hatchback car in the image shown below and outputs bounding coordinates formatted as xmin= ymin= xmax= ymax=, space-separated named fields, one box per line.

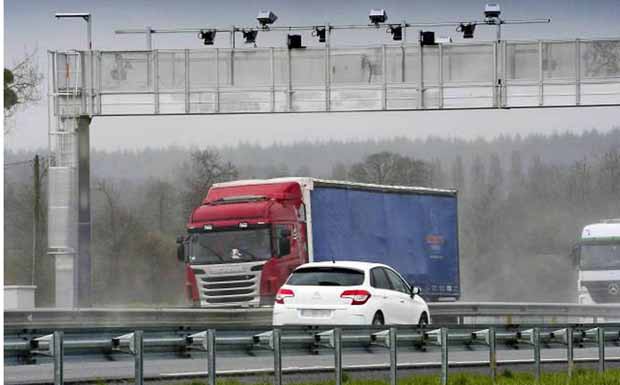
xmin=272 ymin=261 xmax=430 ymax=326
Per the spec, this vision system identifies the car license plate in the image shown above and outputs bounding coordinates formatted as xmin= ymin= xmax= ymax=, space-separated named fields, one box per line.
xmin=301 ymin=309 xmax=331 ymax=318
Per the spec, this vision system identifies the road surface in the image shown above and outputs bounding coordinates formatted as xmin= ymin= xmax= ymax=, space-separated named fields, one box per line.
xmin=5 ymin=347 xmax=620 ymax=384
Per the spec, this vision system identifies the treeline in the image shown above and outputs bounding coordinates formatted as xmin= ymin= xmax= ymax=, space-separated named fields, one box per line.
xmin=4 ymin=129 xmax=620 ymax=305
xmin=80 ymin=128 xmax=620 ymax=182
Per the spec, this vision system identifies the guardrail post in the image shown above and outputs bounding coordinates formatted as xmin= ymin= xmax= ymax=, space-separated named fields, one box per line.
xmin=489 ymin=327 xmax=497 ymax=383
xmin=187 ymin=329 xmax=217 ymax=383
xmin=208 ymin=329 xmax=216 ymax=385
xmin=566 ymin=327 xmax=574 ymax=379
xmin=533 ymin=327 xmax=541 ymax=383
xmin=273 ymin=328 xmax=282 ymax=385
xmin=441 ymin=327 xmax=448 ymax=385
xmin=111 ymin=331 xmax=144 ymax=385
xmin=389 ymin=327 xmax=397 ymax=385
xmin=598 ymin=327 xmax=605 ymax=373
xmin=134 ymin=330 xmax=144 ymax=385
xmin=472 ymin=328 xmax=497 ymax=383
xmin=53 ymin=331 xmax=64 ymax=385
xmin=335 ymin=328 xmax=343 ymax=385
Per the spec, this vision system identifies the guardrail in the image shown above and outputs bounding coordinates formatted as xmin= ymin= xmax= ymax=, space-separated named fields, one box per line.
xmin=6 ymin=302 xmax=620 ymax=328
xmin=5 ymin=323 xmax=619 ymax=385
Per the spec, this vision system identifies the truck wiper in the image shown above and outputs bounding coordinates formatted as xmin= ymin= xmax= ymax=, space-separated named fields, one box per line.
xmin=198 ymin=242 xmax=226 ymax=262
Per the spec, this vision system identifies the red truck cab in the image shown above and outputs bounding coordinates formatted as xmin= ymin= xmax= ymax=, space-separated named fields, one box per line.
xmin=178 ymin=179 xmax=309 ymax=306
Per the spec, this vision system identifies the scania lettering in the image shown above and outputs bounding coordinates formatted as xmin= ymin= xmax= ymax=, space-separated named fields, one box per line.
xmin=177 ymin=178 xmax=460 ymax=307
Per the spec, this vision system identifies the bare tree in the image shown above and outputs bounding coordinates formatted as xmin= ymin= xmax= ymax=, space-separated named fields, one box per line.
xmin=143 ymin=179 xmax=177 ymax=233
xmin=469 ymin=155 xmax=486 ymax=197
xmin=599 ymin=148 xmax=620 ymax=196
xmin=509 ymin=150 xmax=524 ymax=197
xmin=450 ymin=156 xmax=465 ymax=193
xmin=487 ymin=153 xmax=504 ymax=199
xmin=4 ymin=50 xmax=44 ymax=127
xmin=330 ymin=162 xmax=349 ymax=181
xmin=566 ymin=158 xmax=592 ymax=204
xmin=428 ymin=158 xmax=445 ymax=188
xmin=181 ymin=149 xmax=238 ymax=216
xmin=93 ymin=178 xmax=145 ymax=303
xmin=348 ymin=152 xmax=430 ymax=186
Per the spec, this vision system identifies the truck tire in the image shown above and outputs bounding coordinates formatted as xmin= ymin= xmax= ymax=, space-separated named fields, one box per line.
xmin=372 ymin=312 xmax=385 ymax=326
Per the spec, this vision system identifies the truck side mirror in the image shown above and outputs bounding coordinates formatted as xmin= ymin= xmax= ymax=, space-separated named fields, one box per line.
xmin=277 ymin=237 xmax=291 ymax=257
xmin=176 ymin=236 xmax=185 ymax=262
xmin=570 ymin=244 xmax=581 ymax=267
xmin=275 ymin=226 xmax=292 ymax=257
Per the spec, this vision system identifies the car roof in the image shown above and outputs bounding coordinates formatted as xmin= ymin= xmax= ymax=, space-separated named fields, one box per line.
xmin=294 ymin=261 xmax=391 ymax=272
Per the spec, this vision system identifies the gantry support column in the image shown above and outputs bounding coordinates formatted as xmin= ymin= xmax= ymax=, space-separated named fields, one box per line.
xmin=77 ymin=115 xmax=92 ymax=307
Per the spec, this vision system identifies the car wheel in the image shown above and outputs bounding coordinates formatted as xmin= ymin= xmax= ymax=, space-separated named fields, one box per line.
xmin=372 ymin=312 xmax=385 ymax=326
xmin=418 ymin=312 xmax=429 ymax=326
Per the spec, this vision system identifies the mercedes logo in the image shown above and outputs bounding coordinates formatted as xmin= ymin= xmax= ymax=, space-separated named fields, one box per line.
xmin=608 ymin=283 xmax=619 ymax=295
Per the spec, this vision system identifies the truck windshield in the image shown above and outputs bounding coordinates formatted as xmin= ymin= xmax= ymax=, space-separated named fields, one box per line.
xmin=188 ymin=228 xmax=272 ymax=265
xmin=580 ymin=243 xmax=620 ymax=270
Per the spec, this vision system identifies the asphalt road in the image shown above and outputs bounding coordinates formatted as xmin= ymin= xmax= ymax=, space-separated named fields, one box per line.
xmin=5 ymin=347 xmax=620 ymax=384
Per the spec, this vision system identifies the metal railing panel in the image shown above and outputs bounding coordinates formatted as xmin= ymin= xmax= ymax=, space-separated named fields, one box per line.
xmin=442 ymin=44 xmax=494 ymax=84
xmin=99 ymin=51 xmax=153 ymax=92
xmin=542 ymin=41 xmax=577 ymax=80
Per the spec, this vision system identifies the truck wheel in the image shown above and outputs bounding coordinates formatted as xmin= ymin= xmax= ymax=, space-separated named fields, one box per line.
xmin=372 ymin=312 xmax=385 ymax=326
xmin=418 ymin=312 xmax=429 ymax=326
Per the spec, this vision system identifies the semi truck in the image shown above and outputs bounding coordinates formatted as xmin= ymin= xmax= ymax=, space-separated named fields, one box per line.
xmin=177 ymin=178 xmax=460 ymax=307
xmin=576 ymin=219 xmax=620 ymax=304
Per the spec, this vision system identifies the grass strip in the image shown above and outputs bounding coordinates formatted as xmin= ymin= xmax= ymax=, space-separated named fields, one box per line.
xmin=173 ymin=368 xmax=620 ymax=385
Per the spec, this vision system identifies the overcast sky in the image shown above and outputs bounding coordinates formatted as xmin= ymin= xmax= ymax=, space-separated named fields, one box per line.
xmin=4 ymin=0 xmax=620 ymax=151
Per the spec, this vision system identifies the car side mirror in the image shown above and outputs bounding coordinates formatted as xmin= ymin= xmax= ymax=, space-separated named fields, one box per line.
xmin=411 ymin=286 xmax=421 ymax=297
xmin=176 ymin=236 xmax=185 ymax=262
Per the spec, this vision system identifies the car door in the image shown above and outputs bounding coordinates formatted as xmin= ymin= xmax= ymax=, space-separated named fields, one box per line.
xmin=384 ymin=268 xmax=422 ymax=324
xmin=369 ymin=267 xmax=394 ymax=322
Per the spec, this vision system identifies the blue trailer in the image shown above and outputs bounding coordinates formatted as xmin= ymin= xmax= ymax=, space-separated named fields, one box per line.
xmin=306 ymin=179 xmax=460 ymax=301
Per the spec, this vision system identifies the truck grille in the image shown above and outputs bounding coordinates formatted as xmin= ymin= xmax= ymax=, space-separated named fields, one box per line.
xmin=203 ymin=275 xmax=254 ymax=283
xmin=204 ymin=281 xmax=254 ymax=290
xmin=197 ymin=270 xmax=261 ymax=306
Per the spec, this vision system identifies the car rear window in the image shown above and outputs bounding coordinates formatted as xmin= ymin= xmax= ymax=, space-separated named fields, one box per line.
xmin=286 ymin=267 xmax=365 ymax=286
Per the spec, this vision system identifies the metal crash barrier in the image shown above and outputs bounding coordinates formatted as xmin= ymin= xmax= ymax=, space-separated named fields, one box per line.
xmin=5 ymin=323 xmax=620 ymax=385
xmin=7 ymin=302 xmax=620 ymax=328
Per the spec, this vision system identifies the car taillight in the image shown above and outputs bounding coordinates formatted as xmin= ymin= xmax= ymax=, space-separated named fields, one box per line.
xmin=340 ymin=290 xmax=371 ymax=305
xmin=275 ymin=288 xmax=295 ymax=304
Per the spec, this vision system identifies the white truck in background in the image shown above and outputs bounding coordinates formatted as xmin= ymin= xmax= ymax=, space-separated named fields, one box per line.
xmin=576 ymin=219 xmax=620 ymax=304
